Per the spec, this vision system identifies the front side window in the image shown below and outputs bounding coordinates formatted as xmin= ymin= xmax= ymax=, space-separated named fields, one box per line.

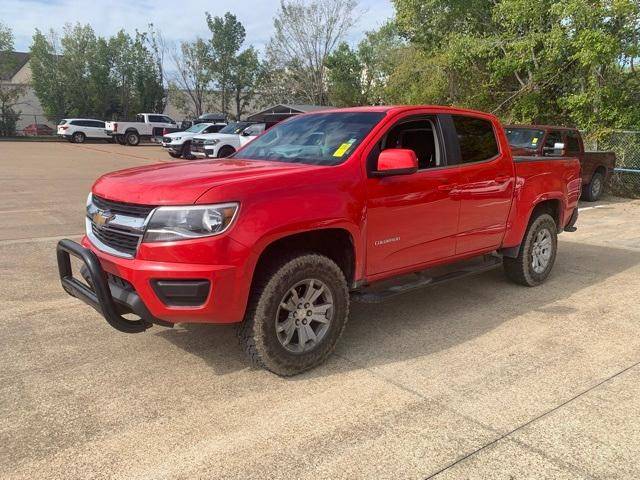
xmin=453 ymin=116 xmax=499 ymax=163
xmin=148 ymin=115 xmax=163 ymax=123
xmin=239 ymin=112 xmax=385 ymax=166
xmin=378 ymin=117 xmax=441 ymax=170
xmin=543 ymin=131 xmax=564 ymax=156
xmin=243 ymin=123 xmax=266 ymax=136
xmin=218 ymin=122 xmax=252 ymax=134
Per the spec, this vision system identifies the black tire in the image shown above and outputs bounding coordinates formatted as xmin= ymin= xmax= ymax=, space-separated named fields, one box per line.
xmin=116 ymin=135 xmax=127 ymax=145
xmin=217 ymin=146 xmax=235 ymax=158
xmin=125 ymin=131 xmax=140 ymax=146
xmin=168 ymin=152 xmax=181 ymax=158
xmin=72 ymin=131 xmax=85 ymax=143
xmin=182 ymin=141 xmax=194 ymax=159
xmin=238 ymin=253 xmax=349 ymax=376
xmin=504 ymin=213 xmax=558 ymax=287
xmin=582 ymin=171 xmax=605 ymax=202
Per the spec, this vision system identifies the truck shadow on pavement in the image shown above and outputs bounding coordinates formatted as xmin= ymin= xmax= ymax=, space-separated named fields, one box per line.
xmin=155 ymin=240 xmax=639 ymax=377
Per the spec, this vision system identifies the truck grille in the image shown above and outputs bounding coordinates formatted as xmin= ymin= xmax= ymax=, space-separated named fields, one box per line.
xmin=88 ymin=195 xmax=155 ymax=258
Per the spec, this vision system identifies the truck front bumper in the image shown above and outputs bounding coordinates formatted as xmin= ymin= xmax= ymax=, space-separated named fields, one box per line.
xmin=56 ymin=237 xmax=251 ymax=332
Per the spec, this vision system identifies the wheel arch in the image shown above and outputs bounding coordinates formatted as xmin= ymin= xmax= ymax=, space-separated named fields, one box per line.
xmin=251 ymin=228 xmax=358 ymax=290
xmin=500 ymin=197 xmax=563 ymax=258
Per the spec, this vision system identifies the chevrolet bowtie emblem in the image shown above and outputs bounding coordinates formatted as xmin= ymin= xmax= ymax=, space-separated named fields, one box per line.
xmin=92 ymin=209 xmax=115 ymax=226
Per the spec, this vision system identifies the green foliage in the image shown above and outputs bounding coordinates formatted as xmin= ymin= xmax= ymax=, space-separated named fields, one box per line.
xmin=29 ymin=23 xmax=165 ymax=120
xmin=0 ymin=22 xmax=24 ymax=135
xmin=326 ymin=22 xmax=405 ymax=106
xmin=386 ymin=0 xmax=640 ymax=131
xmin=326 ymin=43 xmax=364 ymax=106
xmin=206 ymin=12 xmax=246 ymax=116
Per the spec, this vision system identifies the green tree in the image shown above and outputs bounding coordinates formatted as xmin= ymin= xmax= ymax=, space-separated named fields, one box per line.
xmin=206 ymin=12 xmax=246 ymax=116
xmin=231 ymin=47 xmax=260 ymax=119
xmin=169 ymin=38 xmax=212 ymax=118
xmin=388 ymin=0 xmax=640 ymax=130
xmin=0 ymin=22 xmax=25 ymax=135
xmin=267 ymin=0 xmax=361 ymax=105
xmin=326 ymin=43 xmax=364 ymax=106
xmin=30 ymin=29 xmax=67 ymax=118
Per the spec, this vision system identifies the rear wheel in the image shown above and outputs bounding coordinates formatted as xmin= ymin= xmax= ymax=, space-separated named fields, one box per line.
xmin=116 ymin=135 xmax=127 ymax=145
xmin=217 ymin=145 xmax=235 ymax=158
xmin=72 ymin=131 xmax=86 ymax=143
xmin=503 ymin=213 xmax=557 ymax=287
xmin=583 ymin=171 xmax=605 ymax=202
xmin=125 ymin=131 xmax=140 ymax=146
xmin=168 ymin=152 xmax=181 ymax=158
xmin=238 ymin=254 xmax=349 ymax=376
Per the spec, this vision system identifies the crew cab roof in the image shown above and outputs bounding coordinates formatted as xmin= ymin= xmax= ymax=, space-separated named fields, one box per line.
xmin=303 ymin=105 xmax=502 ymax=120
xmin=505 ymin=124 xmax=579 ymax=132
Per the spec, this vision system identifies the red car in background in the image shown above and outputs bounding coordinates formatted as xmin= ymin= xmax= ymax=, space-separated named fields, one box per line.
xmin=22 ymin=123 xmax=55 ymax=136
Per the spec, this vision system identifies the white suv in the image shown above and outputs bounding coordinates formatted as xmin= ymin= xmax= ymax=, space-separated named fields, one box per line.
xmin=57 ymin=119 xmax=110 ymax=143
xmin=190 ymin=122 xmax=266 ymax=158
xmin=161 ymin=122 xmax=227 ymax=159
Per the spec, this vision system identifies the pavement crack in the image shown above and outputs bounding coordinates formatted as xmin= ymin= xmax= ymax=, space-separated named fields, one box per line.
xmin=422 ymin=359 xmax=640 ymax=479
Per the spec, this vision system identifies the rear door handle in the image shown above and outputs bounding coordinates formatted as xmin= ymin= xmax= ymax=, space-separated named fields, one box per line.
xmin=437 ymin=183 xmax=458 ymax=192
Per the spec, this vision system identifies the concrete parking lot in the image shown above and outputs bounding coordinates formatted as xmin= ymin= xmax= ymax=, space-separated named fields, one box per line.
xmin=1 ymin=141 xmax=640 ymax=480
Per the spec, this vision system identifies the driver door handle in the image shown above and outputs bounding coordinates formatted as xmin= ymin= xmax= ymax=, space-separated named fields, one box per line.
xmin=494 ymin=175 xmax=511 ymax=183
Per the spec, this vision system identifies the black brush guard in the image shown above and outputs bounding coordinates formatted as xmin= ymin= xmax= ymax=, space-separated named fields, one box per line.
xmin=56 ymin=239 xmax=166 ymax=333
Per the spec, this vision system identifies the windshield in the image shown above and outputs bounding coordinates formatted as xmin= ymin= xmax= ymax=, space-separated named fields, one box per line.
xmin=506 ymin=128 xmax=545 ymax=149
xmin=185 ymin=123 xmax=209 ymax=133
xmin=238 ymin=112 xmax=386 ymax=166
xmin=218 ymin=122 xmax=252 ymax=134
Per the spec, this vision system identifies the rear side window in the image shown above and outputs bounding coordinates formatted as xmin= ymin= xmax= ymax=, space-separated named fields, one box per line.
xmin=565 ymin=132 xmax=580 ymax=154
xmin=452 ymin=116 xmax=499 ymax=163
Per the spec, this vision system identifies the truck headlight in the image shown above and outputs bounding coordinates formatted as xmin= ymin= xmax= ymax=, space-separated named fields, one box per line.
xmin=204 ymin=138 xmax=219 ymax=145
xmin=143 ymin=203 xmax=239 ymax=242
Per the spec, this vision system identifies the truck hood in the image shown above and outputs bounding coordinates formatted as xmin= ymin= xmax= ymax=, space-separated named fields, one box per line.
xmin=92 ymin=158 xmax=317 ymax=205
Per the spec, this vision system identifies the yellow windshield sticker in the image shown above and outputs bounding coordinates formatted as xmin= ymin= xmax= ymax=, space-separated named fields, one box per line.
xmin=532 ymin=137 xmax=539 ymax=145
xmin=333 ymin=139 xmax=357 ymax=157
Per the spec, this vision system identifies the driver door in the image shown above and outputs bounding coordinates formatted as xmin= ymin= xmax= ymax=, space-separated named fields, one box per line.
xmin=365 ymin=114 xmax=462 ymax=277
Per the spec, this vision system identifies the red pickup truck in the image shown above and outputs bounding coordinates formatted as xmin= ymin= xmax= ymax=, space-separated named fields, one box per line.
xmin=57 ymin=106 xmax=581 ymax=375
xmin=505 ymin=125 xmax=616 ymax=201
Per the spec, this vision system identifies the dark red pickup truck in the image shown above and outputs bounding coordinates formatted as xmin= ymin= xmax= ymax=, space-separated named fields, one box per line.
xmin=57 ymin=106 xmax=581 ymax=375
xmin=506 ymin=125 xmax=616 ymax=201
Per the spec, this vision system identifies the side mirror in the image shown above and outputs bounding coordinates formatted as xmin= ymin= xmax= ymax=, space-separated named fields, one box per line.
xmin=372 ymin=149 xmax=418 ymax=177
xmin=241 ymin=129 xmax=253 ymax=136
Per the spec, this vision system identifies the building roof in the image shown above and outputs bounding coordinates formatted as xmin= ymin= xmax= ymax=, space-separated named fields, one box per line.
xmin=246 ymin=104 xmax=332 ymax=122
xmin=0 ymin=51 xmax=30 ymax=81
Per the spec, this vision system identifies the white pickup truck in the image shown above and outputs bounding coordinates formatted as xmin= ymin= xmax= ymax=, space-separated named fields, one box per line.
xmin=105 ymin=113 xmax=177 ymax=146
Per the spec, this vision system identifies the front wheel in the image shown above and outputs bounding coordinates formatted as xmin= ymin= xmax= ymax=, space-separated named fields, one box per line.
xmin=503 ymin=213 xmax=558 ymax=287
xmin=217 ymin=145 xmax=235 ymax=158
xmin=238 ymin=254 xmax=349 ymax=376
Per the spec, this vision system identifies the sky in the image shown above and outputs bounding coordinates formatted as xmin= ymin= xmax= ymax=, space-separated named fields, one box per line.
xmin=4 ymin=0 xmax=396 ymax=53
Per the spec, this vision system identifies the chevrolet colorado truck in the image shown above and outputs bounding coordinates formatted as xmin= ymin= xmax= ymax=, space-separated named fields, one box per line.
xmin=57 ymin=106 xmax=581 ymax=376
xmin=506 ymin=125 xmax=616 ymax=201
